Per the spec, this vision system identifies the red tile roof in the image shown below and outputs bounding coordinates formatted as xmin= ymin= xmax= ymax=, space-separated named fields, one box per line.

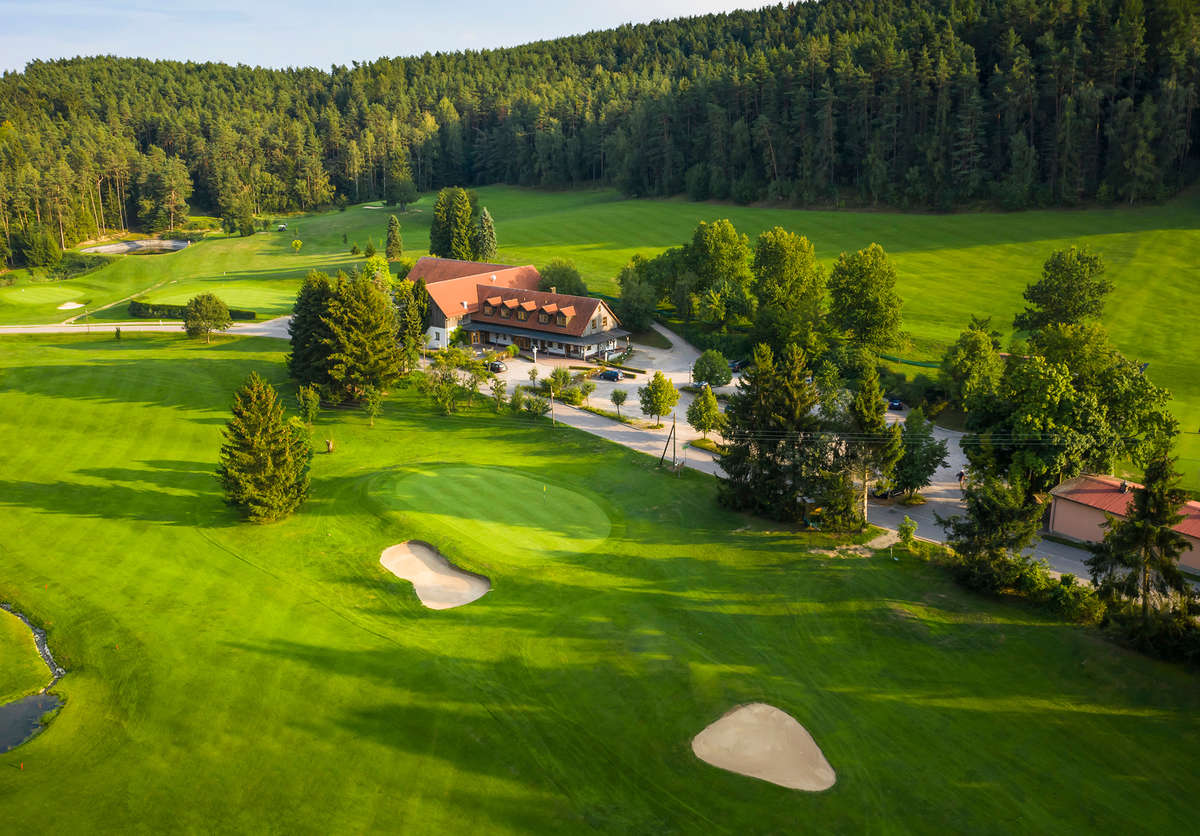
xmin=414 ymin=258 xmax=540 ymax=319
xmin=1052 ymin=475 xmax=1200 ymax=540
xmin=471 ymin=286 xmax=616 ymax=338
xmin=408 ymin=256 xmax=514 ymax=285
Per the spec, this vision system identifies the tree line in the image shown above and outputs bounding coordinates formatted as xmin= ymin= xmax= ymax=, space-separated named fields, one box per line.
xmin=3 ymin=0 xmax=1197 ymax=262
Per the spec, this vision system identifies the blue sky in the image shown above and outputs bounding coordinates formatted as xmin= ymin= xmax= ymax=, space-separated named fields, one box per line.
xmin=0 ymin=0 xmax=768 ymax=73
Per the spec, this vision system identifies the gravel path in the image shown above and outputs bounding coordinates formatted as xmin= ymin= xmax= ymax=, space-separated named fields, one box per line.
xmin=0 ymin=315 xmax=292 ymax=340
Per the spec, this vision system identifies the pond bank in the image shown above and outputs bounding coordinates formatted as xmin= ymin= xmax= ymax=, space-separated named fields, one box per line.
xmin=0 ymin=602 xmax=66 ymax=751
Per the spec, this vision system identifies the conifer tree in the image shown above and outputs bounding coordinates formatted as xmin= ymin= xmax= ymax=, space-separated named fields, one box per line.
xmin=217 ymin=372 xmax=312 ymax=523
xmin=386 ymin=215 xmax=403 ymax=261
xmin=320 ymin=275 xmax=404 ymax=401
xmin=1087 ymin=437 xmax=1193 ymax=626
xmin=429 ymin=187 xmax=473 ymax=259
xmin=287 ymin=270 xmax=340 ymax=388
xmin=471 ymin=207 xmax=497 ymax=261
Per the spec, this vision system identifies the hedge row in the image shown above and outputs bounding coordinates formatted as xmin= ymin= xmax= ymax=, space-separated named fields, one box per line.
xmin=129 ymin=299 xmax=256 ymax=320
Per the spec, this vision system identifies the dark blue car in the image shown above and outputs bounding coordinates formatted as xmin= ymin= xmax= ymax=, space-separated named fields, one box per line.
xmin=597 ymin=369 xmax=623 ymax=381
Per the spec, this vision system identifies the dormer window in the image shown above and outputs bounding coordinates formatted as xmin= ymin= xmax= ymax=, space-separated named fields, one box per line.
xmin=538 ymin=312 xmax=550 ymax=324
xmin=500 ymin=306 xmax=511 ymax=318
xmin=556 ymin=313 xmax=567 ymax=326
xmin=517 ymin=308 xmax=528 ymax=321
xmin=483 ymin=304 xmax=495 ymax=316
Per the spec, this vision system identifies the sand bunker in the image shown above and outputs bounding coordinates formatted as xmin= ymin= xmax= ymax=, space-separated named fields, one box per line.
xmin=691 ymin=703 xmax=836 ymax=791
xmin=56 ymin=301 xmax=84 ymax=310
xmin=379 ymin=541 xmax=490 ymax=609
xmin=80 ymin=239 xmax=188 ymax=255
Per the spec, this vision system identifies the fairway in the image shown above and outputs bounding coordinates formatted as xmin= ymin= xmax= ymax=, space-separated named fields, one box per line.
xmin=3 ymin=186 xmax=1196 ymax=483
xmin=0 ymin=333 xmax=1197 ymax=832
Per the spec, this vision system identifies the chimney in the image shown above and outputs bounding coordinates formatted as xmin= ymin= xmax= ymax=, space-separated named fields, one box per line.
xmin=550 ymin=286 xmax=557 ymax=294
xmin=490 ymin=275 xmax=496 ymax=282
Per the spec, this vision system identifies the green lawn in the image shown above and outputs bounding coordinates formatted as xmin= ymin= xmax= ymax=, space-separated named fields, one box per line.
xmin=2 ymin=186 xmax=1197 ymax=479
xmin=0 ymin=333 xmax=1197 ymax=832
xmin=0 ymin=609 xmax=47 ymax=705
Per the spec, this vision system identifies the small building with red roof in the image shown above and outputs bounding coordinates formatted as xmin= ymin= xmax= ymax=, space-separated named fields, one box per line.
xmin=1048 ymin=474 xmax=1200 ymax=571
xmin=409 ymin=256 xmax=627 ymax=359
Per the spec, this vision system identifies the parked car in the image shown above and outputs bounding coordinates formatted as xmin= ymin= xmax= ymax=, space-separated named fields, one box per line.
xmin=597 ymin=369 xmax=623 ymax=381
xmin=488 ymin=361 xmax=507 ymax=373
xmin=888 ymin=398 xmax=904 ymax=410
xmin=728 ymin=358 xmax=750 ymax=372
xmin=871 ymin=481 xmax=904 ymax=499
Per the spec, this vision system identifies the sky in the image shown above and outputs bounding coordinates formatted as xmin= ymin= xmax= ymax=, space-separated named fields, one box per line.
xmin=0 ymin=0 xmax=770 ymax=73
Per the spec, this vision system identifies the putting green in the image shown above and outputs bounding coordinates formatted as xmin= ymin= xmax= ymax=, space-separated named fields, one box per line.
xmin=373 ymin=465 xmax=611 ymax=556
xmin=0 ymin=609 xmax=46 ymax=705
xmin=0 ymin=284 xmax=84 ymax=305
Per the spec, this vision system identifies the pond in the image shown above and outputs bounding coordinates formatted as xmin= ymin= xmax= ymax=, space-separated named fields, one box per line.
xmin=0 ymin=603 xmax=65 ymax=752
xmin=0 ymin=693 xmax=62 ymax=752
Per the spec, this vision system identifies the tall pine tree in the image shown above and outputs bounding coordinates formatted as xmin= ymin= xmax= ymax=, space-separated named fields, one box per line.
xmin=320 ymin=275 xmax=405 ymax=401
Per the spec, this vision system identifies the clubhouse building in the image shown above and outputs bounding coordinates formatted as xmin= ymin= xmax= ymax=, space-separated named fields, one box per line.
xmin=1047 ymin=474 xmax=1200 ymax=572
xmin=409 ymin=257 xmax=628 ymax=360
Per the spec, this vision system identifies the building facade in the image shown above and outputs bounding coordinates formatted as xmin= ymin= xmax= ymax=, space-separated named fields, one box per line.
xmin=1048 ymin=474 xmax=1200 ymax=572
xmin=410 ymin=257 xmax=628 ymax=359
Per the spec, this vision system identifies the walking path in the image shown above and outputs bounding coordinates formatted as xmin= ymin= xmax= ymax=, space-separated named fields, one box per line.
xmin=0 ymin=315 xmax=292 ymax=339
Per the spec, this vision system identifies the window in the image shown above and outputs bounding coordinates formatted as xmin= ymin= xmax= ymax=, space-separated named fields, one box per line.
xmin=517 ymin=309 xmax=528 ymax=321
xmin=602 ymin=316 xmax=609 ymax=327
xmin=556 ymin=313 xmax=567 ymax=326
xmin=538 ymin=312 xmax=550 ymax=324
xmin=483 ymin=304 xmax=495 ymax=316
xmin=500 ymin=307 xmax=510 ymax=319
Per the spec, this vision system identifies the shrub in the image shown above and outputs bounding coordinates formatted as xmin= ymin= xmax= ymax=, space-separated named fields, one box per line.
xmin=129 ymin=299 xmax=256 ymax=320
xmin=524 ymin=394 xmax=550 ymax=419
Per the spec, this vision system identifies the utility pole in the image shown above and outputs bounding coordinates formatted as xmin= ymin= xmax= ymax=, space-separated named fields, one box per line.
xmin=672 ymin=411 xmax=677 ymax=472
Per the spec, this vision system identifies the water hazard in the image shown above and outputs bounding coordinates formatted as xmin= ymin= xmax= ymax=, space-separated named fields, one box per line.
xmin=0 ymin=603 xmax=66 ymax=751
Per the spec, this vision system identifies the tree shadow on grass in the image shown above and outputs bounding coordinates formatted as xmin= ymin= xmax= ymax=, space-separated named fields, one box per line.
xmin=0 ymin=477 xmax=236 ymax=528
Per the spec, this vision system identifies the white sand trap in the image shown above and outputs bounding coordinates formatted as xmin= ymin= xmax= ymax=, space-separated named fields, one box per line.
xmin=379 ymin=541 xmax=490 ymax=609
xmin=56 ymin=301 xmax=84 ymax=310
xmin=691 ymin=703 xmax=836 ymax=791
xmin=80 ymin=239 xmax=188 ymax=255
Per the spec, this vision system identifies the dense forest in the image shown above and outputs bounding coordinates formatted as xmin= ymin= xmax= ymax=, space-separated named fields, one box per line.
xmin=1 ymin=0 xmax=1197 ymax=257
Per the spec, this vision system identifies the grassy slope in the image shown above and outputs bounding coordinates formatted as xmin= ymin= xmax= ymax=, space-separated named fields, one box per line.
xmin=0 ymin=333 xmax=1197 ymax=832
xmin=0 ymin=609 xmax=47 ymax=705
xmin=2 ymin=187 xmax=1196 ymax=478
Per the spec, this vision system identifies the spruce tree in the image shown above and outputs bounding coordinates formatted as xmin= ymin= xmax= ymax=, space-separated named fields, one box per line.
xmin=287 ymin=270 xmax=340 ymax=388
xmin=1087 ymin=438 xmax=1192 ymax=626
xmin=217 ymin=372 xmax=312 ymax=523
xmin=429 ymin=187 xmax=473 ymax=259
xmin=386 ymin=215 xmax=403 ymax=261
xmin=472 ymin=207 xmax=497 ymax=261
xmin=320 ymin=275 xmax=404 ymax=401
xmin=447 ymin=188 xmax=473 ymax=260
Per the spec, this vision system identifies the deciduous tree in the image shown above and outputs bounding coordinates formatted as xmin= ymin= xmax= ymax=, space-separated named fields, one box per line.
xmin=638 ymin=371 xmax=680 ymax=427
xmin=828 ymin=244 xmax=902 ymax=353
xmin=184 ymin=293 xmax=232 ymax=344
